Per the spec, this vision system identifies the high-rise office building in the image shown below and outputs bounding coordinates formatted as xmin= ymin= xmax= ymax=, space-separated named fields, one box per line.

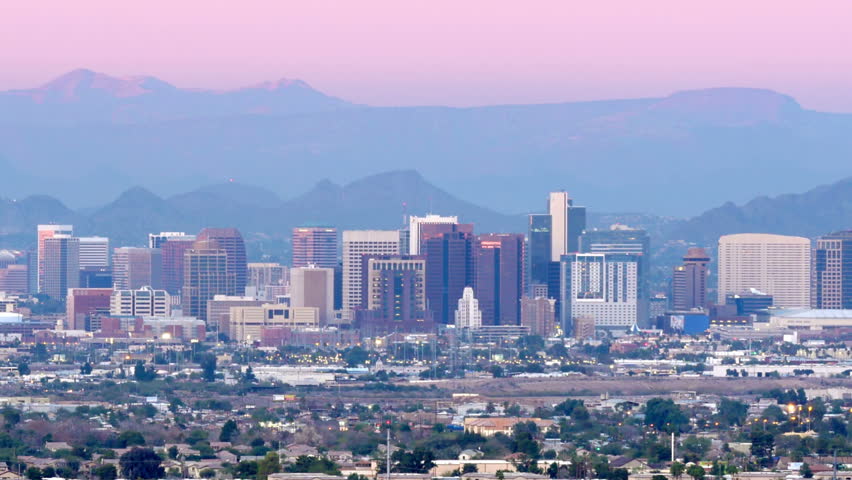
xmin=521 ymin=297 xmax=557 ymax=337
xmin=424 ymin=230 xmax=474 ymax=324
xmin=474 ymin=233 xmax=525 ymax=326
xmin=290 ymin=266 xmax=335 ymax=325
xmin=580 ymin=225 xmax=650 ymax=324
xmin=360 ymin=255 xmax=428 ymax=333
xmin=78 ymin=237 xmax=110 ymax=268
xmin=408 ymin=214 xmax=459 ymax=255
xmin=110 ymin=286 xmax=171 ymax=317
xmin=182 ymin=240 xmax=229 ymax=321
xmin=112 ymin=247 xmax=162 ymax=290
xmin=567 ymin=205 xmax=587 ymax=254
xmin=671 ymin=247 xmax=710 ymax=310
xmin=717 ymin=233 xmax=811 ymax=308
xmin=66 ymin=287 xmax=112 ymax=330
xmin=248 ymin=263 xmax=289 ymax=289
xmin=37 ymin=224 xmax=73 ymax=293
xmin=42 ymin=234 xmax=79 ymax=300
xmin=549 ymin=192 xmax=569 ymax=261
xmin=454 ymin=287 xmax=482 ymax=330
xmin=560 ymin=253 xmax=640 ymax=332
xmin=197 ymin=228 xmax=247 ymax=296
xmin=0 ymin=250 xmax=27 ymax=294
xmin=292 ymin=226 xmax=338 ymax=269
xmin=161 ymin=236 xmax=196 ymax=295
xmin=342 ymin=230 xmax=401 ymax=310
xmin=527 ymin=214 xmax=552 ymax=292
xmin=79 ymin=266 xmax=112 ymax=288
xmin=812 ymin=230 xmax=852 ymax=309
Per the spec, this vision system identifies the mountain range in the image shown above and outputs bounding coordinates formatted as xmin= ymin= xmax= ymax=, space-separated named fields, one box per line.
xmin=2 ymin=169 xmax=851 ymax=257
xmin=1 ymin=69 xmax=851 ymax=215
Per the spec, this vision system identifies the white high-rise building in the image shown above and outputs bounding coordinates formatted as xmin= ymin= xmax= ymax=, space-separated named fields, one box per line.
xmin=408 ymin=214 xmax=458 ymax=255
xmin=548 ymin=192 xmax=569 ymax=262
xmin=342 ymin=230 xmax=401 ymax=310
xmin=717 ymin=233 xmax=811 ymax=308
xmin=455 ymin=287 xmax=482 ymax=330
xmin=78 ymin=237 xmax=110 ymax=268
xmin=561 ymin=253 xmax=639 ymax=330
xmin=110 ymin=286 xmax=171 ymax=317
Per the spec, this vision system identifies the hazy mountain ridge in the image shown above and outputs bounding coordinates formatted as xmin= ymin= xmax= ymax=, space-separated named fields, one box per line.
xmin=1 ymin=70 xmax=850 ymax=215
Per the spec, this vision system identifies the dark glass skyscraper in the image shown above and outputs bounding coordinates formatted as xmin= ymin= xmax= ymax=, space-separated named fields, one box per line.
xmin=182 ymin=240 xmax=228 ymax=321
xmin=527 ymin=214 xmax=552 ymax=292
xmin=672 ymin=247 xmax=710 ymax=310
xmin=474 ymin=233 xmax=525 ymax=326
xmin=813 ymin=230 xmax=852 ymax=309
xmin=424 ymin=230 xmax=474 ymax=324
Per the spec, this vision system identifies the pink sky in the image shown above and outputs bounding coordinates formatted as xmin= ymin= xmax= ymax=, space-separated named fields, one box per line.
xmin=2 ymin=0 xmax=851 ymax=111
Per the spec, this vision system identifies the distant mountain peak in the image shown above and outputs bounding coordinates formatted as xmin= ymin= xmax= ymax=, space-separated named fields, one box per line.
xmin=244 ymin=77 xmax=311 ymax=91
xmin=32 ymin=68 xmax=175 ymax=101
xmin=649 ymin=87 xmax=801 ymax=124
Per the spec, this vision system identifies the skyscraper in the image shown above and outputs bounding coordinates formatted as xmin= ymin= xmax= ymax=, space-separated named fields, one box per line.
xmin=342 ymin=230 xmax=401 ymax=310
xmin=42 ymin=234 xmax=79 ymax=300
xmin=717 ymin=233 xmax=811 ymax=308
xmin=182 ymin=240 xmax=229 ymax=321
xmin=292 ymin=226 xmax=338 ymax=269
xmin=161 ymin=236 xmax=196 ymax=295
xmin=560 ymin=253 xmax=640 ymax=332
xmin=455 ymin=287 xmax=482 ymax=330
xmin=812 ymin=230 xmax=852 ymax=309
xmin=197 ymin=228 xmax=247 ymax=296
xmin=37 ymin=224 xmax=73 ymax=293
xmin=112 ymin=247 xmax=162 ymax=290
xmin=548 ymin=192 xmax=569 ymax=262
xmin=408 ymin=214 xmax=459 ymax=255
xmin=424 ymin=230 xmax=474 ymax=324
xmin=474 ymin=233 xmax=525 ymax=326
xmin=527 ymin=214 xmax=552 ymax=292
xmin=290 ymin=266 xmax=335 ymax=325
xmin=671 ymin=247 xmax=710 ymax=310
xmin=360 ymin=255 xmax=429 ymax=333
xmin=78 ymin=237 xmax=110 ymax=268
xmin=521 ymin=297 xmax=556 ymax=337
xmin=580 ymin=225 xmax=650 ymax=324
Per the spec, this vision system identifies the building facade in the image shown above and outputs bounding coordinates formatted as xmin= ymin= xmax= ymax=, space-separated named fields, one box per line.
xmin=290 ymin=266 xmax=335 ymax=325
xmin=342 ymin=230 xmax=401 ymax=310
xmin=717 ymin=233 xmax=811 ymax=308
xmin=77 ymin=237 xmax=110 ymax=268
xmin=182 ymin=240 xmax=229 ymax=321
xmin=42 ymin=234 xmax=79 ymax=300
xmin=474 ymin=233 xmax=524 ymax=326
xmin=560 ymin=253 xmax=640 ymax=332
xmin=521 ymin=296 xmax=556 ymax=337
xmin=360 ymin=255 xmax=428 ymax=333
xmin=66 ymin=287 xmax=112 ymax=330
xmin=197 ymin=228 xmax=247 ymax=296
xmin=424 ymin=230 xmax=474 ymax=324
xmin=110 ymin=286 xmax=170 ymax=317
xmin=671 ymin=247 xmax=710 ymax=310
xmin=812 ymin=230 xmax=852 ymax=309
xmin=292 ymin=226 xmax=338 ymax=269
xmin=408 ymin=214 xmax=458 ymax=255
xmin=454 ymin=286 xmax=482 ymax=330
xmin=112 ymin=247 xmax=162 ymax=290
xmin=37 ymin=224 xmax=73 ymax=294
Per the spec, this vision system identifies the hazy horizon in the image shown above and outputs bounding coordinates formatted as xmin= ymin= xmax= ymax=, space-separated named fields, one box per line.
xmin=3 ymin=0 xmax=852 ymax=111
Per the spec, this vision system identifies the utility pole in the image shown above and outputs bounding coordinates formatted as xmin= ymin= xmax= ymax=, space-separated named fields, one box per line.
xmin=386 ymin=424 xmax=391 ymax=480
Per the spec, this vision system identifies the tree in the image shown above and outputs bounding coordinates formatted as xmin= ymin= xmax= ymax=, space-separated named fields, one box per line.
xmin=256 ymin=452 xmax=282 ymax=480
xmin=117 ymin=430 xmax=146 ymax=447
xmin=167 ymin=445 xmax=179 ymax=460
xmin=133 ymin=361 xmax=157 ymax=382
xmin=25 ymin=467 xmax=42 ymax=480
xmin=717 ymin=398 xmax=748 ymax=426
xmin=285 ymin=455 xmax=341 ymax=475
xmin=243 ymin=366 xmax=257 ymax=383
xmin=80 ymin=362 xmax=93 ymax=375
xmin=462 ymin=464 xmax=478 ymax=474
xmin=750 ymin=431 xmax=775 ymax=468
xmin=200 ymin=354 xmax=217 ymax=382
xmin=645 ymin=398 xmax=689 ymax=433
xmin=343 ymin=347 xmax=369 ymax=367
xmin=120 ymin=447 xmax=164 ymax=480
xmin=682 ymin=436 xmax=711 ymax=459
xmin=800 ymin=462 xmax=813 ymax=479
xmin=652 ymin=476 xmax=669 ymax=480
xmin=686 ymin=465 xmax=705 ymax=480
xmin=17 ymin=362 xmax=30 ymax=376
xmin=220 ymin=419 xmax=239 ymax=442
xmin=92 ymin=464 xmax=118 ymax=480
xmin=670 ymin=461 xmax=685 ymax=480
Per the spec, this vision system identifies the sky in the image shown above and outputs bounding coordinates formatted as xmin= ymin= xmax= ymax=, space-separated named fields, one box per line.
xmin=2 ymin=0 xmax=852 ymax=111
